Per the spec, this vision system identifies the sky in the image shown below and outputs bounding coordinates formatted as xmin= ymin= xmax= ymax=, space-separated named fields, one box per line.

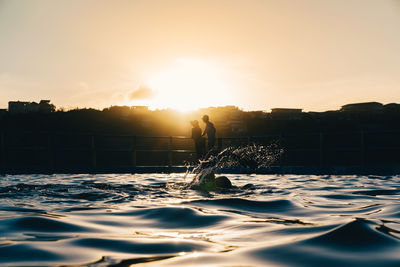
xmin=0 ymin=0 xmax=399 ymax=111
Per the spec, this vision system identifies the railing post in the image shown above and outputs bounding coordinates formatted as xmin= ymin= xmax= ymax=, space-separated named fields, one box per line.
xmin=168 ymin=136 xmax=172 ymax=168
xmin=91 ymin=135 xmax=96 ymax=169
xmin=132 ymin=135 xmax=137 ymax=167
xmin=47 ymin=134 xmax=54 ymax=172
xmin=319 ymin=132 xmax=324 ymax=167
xmin=1 ymin=132 xmax=5 ymax=168
xmin=218 ymin=137 xmax=222 ymax=151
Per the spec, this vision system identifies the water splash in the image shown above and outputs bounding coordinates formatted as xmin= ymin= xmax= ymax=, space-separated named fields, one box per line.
xmin=190 ymin=142 xmax=283 ymax=174
xmin=187 ymin=142 xmax=284 ymax=189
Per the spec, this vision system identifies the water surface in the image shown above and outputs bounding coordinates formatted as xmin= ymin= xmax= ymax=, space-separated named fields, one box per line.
xmin=1 ymin=174 xmax=400 ymax=266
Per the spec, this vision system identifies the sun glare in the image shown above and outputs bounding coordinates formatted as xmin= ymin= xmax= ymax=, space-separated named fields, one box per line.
xmin=144 ymin=58 xmax=234 ymax=111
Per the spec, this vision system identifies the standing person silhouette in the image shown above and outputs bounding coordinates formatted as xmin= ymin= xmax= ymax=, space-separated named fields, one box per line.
xmin=190 ymin=120 xmax=205 ymax=160
xmin=201 ymin=115 xmax=216 ymax=151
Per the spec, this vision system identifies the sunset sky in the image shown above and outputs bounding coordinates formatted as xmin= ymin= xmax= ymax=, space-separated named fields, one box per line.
xmin=0 ymin=0 xmax=399 ymax=111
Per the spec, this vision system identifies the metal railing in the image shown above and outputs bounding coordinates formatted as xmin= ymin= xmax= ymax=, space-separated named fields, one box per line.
xmin=0 ymin=130 xmax=400 ymax=170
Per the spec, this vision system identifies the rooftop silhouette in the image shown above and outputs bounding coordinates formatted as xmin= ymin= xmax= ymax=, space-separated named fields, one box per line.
xmin=1 ymin=100 xmax=400 ymax=137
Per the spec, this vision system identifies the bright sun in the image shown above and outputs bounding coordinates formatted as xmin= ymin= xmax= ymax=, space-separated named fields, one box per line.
xmin=143 ymin=58 xmax=234 ymax=111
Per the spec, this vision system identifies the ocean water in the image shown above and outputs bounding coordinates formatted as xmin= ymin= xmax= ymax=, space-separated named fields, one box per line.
xmin=1 ymin=173 xmax=400 ymax=266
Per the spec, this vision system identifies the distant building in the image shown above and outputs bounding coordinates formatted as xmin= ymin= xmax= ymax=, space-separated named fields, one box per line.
xmin=8 ymin=100 xmax=55 ymax=114
xmin=248 ymin=111 xmax=267 ymax=119
xmin=108 ymin=105 xmax=131 ymax=119
xmin=8 ymin=101 xmax=30 ymax=114
xmin=341 ymin=102 xmax=383 ymax=112
xmin=27 ymin=102 xmax=39 ymax=113
xmin=212 ymin=106 xmax=246 ymax=134
xmin=227 ymin=107 xmax=246 ymax=133
xmin=270 ymin=108 xmax=303 ymax=120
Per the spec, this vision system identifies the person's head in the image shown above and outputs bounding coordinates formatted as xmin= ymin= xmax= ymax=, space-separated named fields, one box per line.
xmin=190 ymin=120 xmax=199 ymax=127
xmin=202 ymin=115 xmax=209 ymax=123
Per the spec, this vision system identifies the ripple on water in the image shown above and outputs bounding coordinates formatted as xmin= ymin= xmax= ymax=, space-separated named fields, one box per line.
xmin=186 ymin=198 xmax=304 ymax=217
xmin=0 ymin=244 xmax=65 ymax=263
xmin=72 ymin=237 xmax=209 ymax=254
xmin=249 ymin=218 xmax=400 ymax=267
xmin=0 ymin=216 xmax=93 ymax=233
xmin=120 ymin=206 xmax=229 ymax=228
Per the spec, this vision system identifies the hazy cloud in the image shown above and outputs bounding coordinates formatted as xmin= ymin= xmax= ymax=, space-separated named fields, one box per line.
xmin=129 ymin=85 xmax=155 ymax=100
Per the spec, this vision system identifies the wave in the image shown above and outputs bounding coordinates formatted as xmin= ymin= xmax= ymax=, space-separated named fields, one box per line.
xmin=72 ymin=237 xmax=209 ymax=254
xmin=187 ymin=198 xmax=298 ymax=214
xmin=0 ymin=216 xmax=93 ymax=234
xmin=249 ymin=218 xmax=400 ymax=267
xmin=126 ymin=206 xmax=229 ymax=228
